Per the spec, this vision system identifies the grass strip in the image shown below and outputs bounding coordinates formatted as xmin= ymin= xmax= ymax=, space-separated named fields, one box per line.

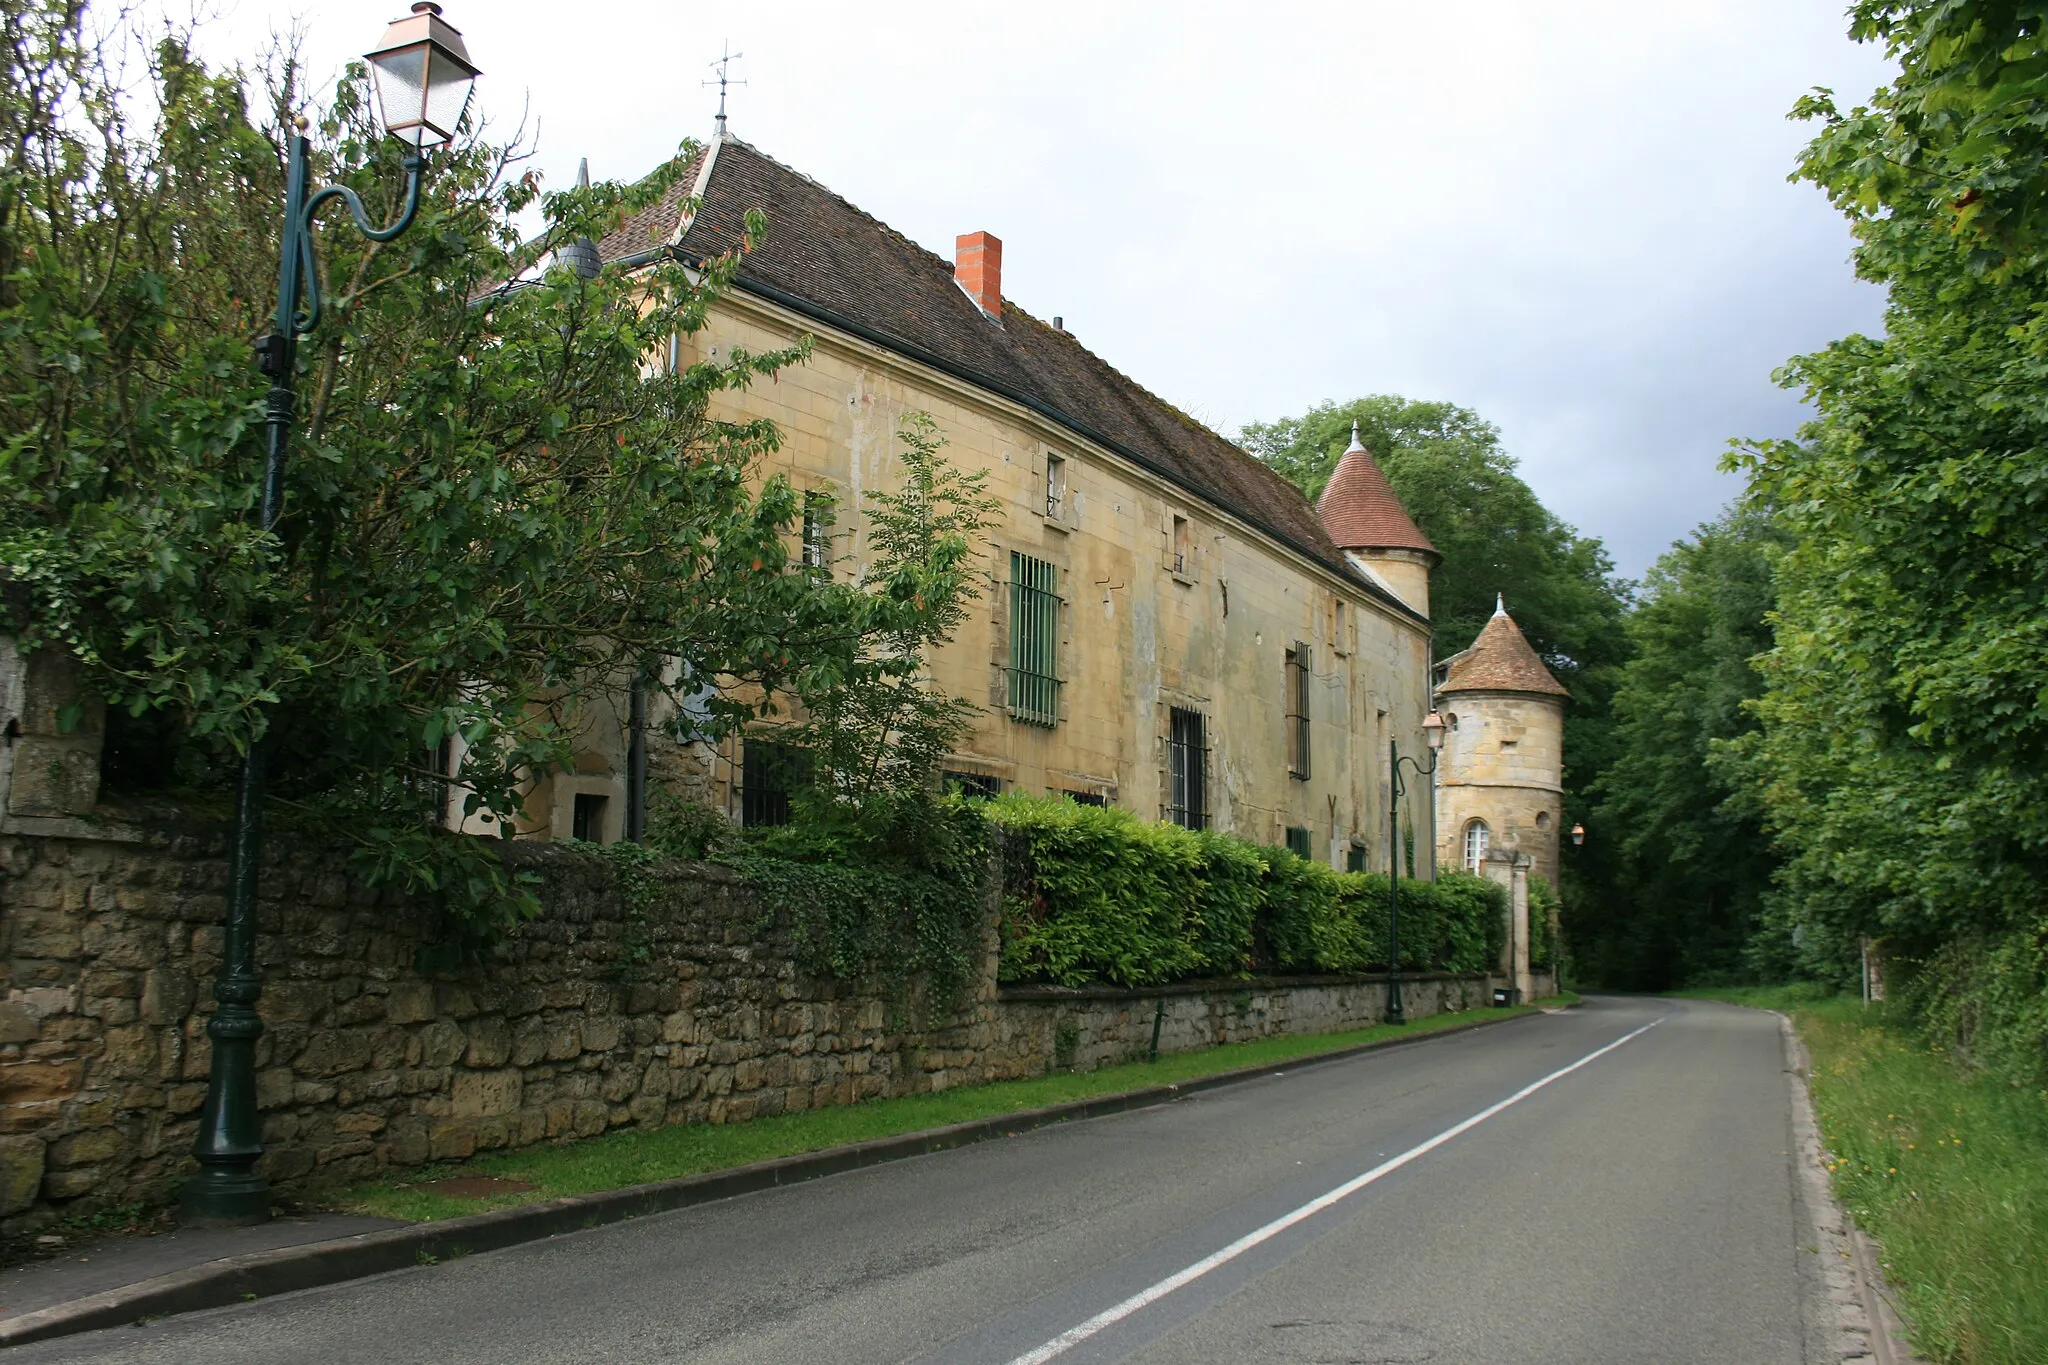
xmin=1678 ymin=986 xmax=2048 ymax=1365
xmin=333 ymin=994 xmax=1575 ymax=1223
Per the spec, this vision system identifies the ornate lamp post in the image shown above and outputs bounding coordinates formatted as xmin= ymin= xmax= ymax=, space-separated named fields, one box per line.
xmin=1385 ymin=709 xmax=1445 ymax=1026
xmin=181 ymin=3 xmax=479 ymax=1228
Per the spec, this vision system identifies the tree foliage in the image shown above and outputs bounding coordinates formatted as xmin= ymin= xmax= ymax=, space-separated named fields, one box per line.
xmin=0 ymin=5 xmax=888 ymax=923
xmin=786 ymin=412 xmax=998 ymax=802
xmin=1569 ymin=506 xmax=1786 ymax=989
xmin=1724 ymin=0 xmax=2048 ymax=1083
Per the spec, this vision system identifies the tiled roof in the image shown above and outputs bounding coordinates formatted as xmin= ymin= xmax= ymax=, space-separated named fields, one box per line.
xmin=1316 ymin=436 xmax=1436 ymax=557
xmin=589 ymin=137 xmax=1410 ymax=614
xmin=1439 ymin=604 xmax=1569 ymax=698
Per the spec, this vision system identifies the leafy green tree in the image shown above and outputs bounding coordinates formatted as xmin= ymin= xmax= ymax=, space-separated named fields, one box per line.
xmin=787 ymin=412 xmax=999 ymax=801
xmin=1730 ymin=0 xmax=2048 ymax=1078
xmin=1569 ymin=506 xmax=1786 ymax=989
xmin=0 ymin=6 xmax=858 ymax=922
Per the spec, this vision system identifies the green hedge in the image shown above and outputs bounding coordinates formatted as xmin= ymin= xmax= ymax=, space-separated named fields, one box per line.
xmin=989 ymin=793 xmax=1509 ymax=988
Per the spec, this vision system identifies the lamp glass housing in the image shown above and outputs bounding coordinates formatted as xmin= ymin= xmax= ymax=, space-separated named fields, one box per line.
xmin=366 ymin=4 xmax=479 ymax=149
xmin=1571 ymin=823 xmax=1586 ymax=846
xmin=1422 ymin=710 xmax=1446 ymax=751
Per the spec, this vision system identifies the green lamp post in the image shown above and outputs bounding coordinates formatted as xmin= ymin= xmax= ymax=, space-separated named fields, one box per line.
xmin=1384 ymin=709 xmax=1445 ymax=1027
xmin=180 ymin=2 xmax=479 ymax=1228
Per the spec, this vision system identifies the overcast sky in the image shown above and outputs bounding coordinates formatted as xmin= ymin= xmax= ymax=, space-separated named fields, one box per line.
xmin=200 ymin=1 xmax=1895 ymax=580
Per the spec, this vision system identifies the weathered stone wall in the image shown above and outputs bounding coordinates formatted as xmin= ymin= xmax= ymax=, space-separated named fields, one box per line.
xmin=0 ymin=825 xmax=1515 ymax=1236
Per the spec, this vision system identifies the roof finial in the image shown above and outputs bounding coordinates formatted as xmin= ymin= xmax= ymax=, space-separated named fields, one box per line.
xmin=1494 ymin=592 xmax=1507 ymax=617
xmin=575 ymin=156 xmax=589 ymax=191
xmin=1346 ymin=420 xmax=1364 ymax=453
xmin=705 ymin=42 xmax=746 ymax=140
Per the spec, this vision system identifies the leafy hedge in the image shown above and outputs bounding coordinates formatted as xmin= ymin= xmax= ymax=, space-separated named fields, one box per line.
xmin=989 ymin=794 xmax=1508 ymax=988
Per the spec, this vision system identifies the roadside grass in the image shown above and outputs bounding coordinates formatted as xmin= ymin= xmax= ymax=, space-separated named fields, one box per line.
xmin=1679 ymin=987 xmax=2048 ymax=1365
xmin=332 ymin=995 xmax=1575 ymax=1223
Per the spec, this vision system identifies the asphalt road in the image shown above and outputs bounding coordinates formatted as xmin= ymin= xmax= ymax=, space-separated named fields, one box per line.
xmin=18 ymin=996 xmax=1832 ymax=1364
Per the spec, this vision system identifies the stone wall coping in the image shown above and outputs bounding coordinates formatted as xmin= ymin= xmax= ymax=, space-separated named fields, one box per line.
xmin=997 ymin=970 xmax=1490 ymax=1003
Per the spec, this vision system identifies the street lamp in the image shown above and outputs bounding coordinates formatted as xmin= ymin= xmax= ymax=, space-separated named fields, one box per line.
xmin=181 ymin=3 xmax=479 ymax=1229
xmin=1385 ymin=709 xmax=1445 ymax=1026
xmin=1571 ymin=822 xmax=1586 ymax=847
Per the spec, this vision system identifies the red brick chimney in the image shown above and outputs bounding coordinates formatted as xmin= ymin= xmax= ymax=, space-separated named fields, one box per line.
xmin=955 ymin=231 xmax=1002 ymax=318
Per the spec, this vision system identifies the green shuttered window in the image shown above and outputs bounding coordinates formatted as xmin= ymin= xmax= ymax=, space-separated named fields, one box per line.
xmin=1008 ymin=551 xmax=1063 ymax=726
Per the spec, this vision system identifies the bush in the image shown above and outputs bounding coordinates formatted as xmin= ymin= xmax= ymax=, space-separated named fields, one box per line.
xmin=990 ymin=794 xmax=1509 ymax=987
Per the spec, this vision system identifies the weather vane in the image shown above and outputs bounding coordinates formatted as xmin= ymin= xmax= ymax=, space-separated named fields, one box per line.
xmin=705 ymin=42 xmax=746 ymax=139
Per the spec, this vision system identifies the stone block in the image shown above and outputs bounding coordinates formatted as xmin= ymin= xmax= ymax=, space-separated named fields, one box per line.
xmin=256 ymin=1067 xmax=295 ymax=1110
xmin=418 ymin=1020 xmax=467 ymax=1068
xmin=0 ymin=1002 xmax=42 ymax=1044
xmin=580 ymin=1017 xmax=619 ymax=1053
xmin=427 ymin=1122 xmax=475 ymax=1161
xmin=451 ymin=1068 xmax=522 ymax=1118
xmin=571 ymin=1100 xmax=607 ymax=1137
xmin=434 ymin=984 xmax=479 ymax=1020
xmin=0 ymin=1136 xmax=45 ymax=1216
xmin=384 ymin=982 xmax=436 ymax=1025
xmin=544 ymin=1023 xmax=581 ymax=1062
xmin=295 ymin=1028 xmax=373 ymax=1077
xmin=42 ymin=1167 xmax=102 ymax=1199
xmin=463 ymin=1018 xmax=510 ymax=1068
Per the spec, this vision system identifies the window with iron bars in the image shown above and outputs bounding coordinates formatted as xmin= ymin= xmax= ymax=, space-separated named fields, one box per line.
xmin=1008 ymin=551 xmax=1062 ymax=726
xmin=941 ymin=770 xmax=1002 ymax=800
xmin=1165 ymin=706 xmax=1208 ymax=830
xmin=741 ymin=738 xmax=811 ymax=828
xmin=1285 ymin=642 xmax=1311 ymax=779
xmin=800 ymin=490 xmax=832 ymax=572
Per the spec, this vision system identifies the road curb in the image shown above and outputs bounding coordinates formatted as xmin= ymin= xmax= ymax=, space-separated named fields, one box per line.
xmin=1772 ymin=1011 xmax=1931 ymax=1365
xmin=0 ymin=1003 xmax=1559 ymax=1348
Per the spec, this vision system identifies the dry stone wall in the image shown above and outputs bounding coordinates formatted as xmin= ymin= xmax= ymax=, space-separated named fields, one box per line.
xmin=0 ymin=824 xmax=1517 ymax=1235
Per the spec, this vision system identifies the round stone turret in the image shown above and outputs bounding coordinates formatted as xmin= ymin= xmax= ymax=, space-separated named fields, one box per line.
xmin=1433 ymin=597 xmax=1569 ymax=885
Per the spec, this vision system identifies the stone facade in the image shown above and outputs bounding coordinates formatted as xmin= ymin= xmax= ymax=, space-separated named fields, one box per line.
xmin=0 ymin=824 xmax=1517 ymax=1235
xmin=1435 ymin=689 xmax=1567 ymax=885
xmin=488 ymin=137 xmax=1439 ymax=873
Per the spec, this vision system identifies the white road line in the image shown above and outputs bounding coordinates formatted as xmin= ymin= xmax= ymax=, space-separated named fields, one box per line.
xmin=1002 ymin=1015 xmax=1665 ymax=1365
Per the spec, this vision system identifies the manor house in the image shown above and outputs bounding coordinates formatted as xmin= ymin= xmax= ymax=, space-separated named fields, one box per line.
xmin=513 ymin=131 xmax=1443 ymax=869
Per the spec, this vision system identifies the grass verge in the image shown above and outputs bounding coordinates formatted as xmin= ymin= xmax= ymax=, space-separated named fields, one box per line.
xmin=1679 ymin=986 xmax=2048 ymax=1365
xmin=334 ymin=994 xmax=1576 ymax=1223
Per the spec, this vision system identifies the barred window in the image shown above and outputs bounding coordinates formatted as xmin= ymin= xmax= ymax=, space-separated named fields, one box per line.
xmin=741 ymin=739 xmax=811 ymax=828
xmin=1008 ymin=551 xmax=1062 ymax=726
xmin=941 ymin=770 xmax=1002 ymax=800
xmin=1044 ymin=454 xmax=1067 ymax=520
xmin=1165 ymin=707 xmax=1208 ymax=830
xmin=1285 ymin=643 xmax=1311 ymax=779
xmin=800 ymin=490 xmax=832 ymax=571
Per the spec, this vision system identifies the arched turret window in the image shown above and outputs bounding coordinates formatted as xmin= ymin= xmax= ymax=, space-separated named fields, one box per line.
xmin=1463 ymin=819 xmax=1490 ymax=872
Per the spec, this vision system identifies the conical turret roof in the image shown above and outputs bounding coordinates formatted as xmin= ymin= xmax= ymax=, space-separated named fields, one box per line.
xmin=1315 ymin=424 xmax=1437 ymax=558
xmin=1440 ymin=597 xmax=1569 ymax=697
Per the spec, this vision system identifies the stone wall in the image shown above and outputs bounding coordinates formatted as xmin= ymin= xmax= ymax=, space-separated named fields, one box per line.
xmin=0 ymin=825 xmax=1517 ymax=1236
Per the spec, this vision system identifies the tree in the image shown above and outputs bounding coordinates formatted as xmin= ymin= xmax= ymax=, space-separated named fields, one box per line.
xmin=0 ymin=6 xmax=858 ymax=922
xmin=1729 ymin=0 xmax=2048 ymax=1080
xmin=1569 ymin=506 xmax=1786 ymax=989
xmin=787 ymin=412 xmax=999 ymax=801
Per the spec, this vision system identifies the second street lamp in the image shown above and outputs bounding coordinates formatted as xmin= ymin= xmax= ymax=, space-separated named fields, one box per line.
xmin=1385 ymin=709 xmax=1445 ymax=1026
xmin=180 ymin=3 xmax=479 ymax=1228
